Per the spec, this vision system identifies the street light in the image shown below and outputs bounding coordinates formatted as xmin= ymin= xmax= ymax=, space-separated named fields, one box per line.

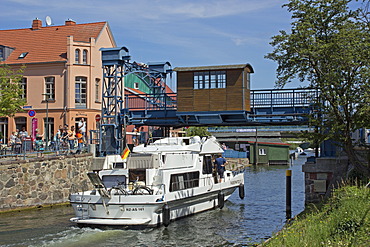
xmin=42 ymin=93 xmax=51 ymax=151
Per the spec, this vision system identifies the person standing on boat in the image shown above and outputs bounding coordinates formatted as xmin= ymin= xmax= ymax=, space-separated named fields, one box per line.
xmin=214 ymin=154 xmax=228 ymax=182
xmin=139 ymin=127 xmax=146 ymax=144
xmin=132 ymin=126 xmax=139 ymax=146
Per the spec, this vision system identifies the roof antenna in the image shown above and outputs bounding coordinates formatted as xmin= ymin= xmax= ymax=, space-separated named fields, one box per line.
xmin=45 ymin=16 xmax=53 ymax=26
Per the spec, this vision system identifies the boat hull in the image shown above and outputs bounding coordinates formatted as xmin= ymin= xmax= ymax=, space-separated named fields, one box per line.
xmin=70 ymin=173 xmax=243 ymax=227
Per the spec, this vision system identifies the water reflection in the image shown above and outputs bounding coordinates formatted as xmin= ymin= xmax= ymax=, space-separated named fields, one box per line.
xmin=0 ymin=153 xmax=310 ymax=246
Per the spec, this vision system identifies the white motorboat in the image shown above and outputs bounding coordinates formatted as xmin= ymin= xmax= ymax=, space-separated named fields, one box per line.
xmin=69 ymin=136 xmax=245 ymax=227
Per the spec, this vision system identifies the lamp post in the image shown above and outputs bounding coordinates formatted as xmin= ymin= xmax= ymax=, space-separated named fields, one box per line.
xmin=42 ymin=93 xmax=51 ymax=150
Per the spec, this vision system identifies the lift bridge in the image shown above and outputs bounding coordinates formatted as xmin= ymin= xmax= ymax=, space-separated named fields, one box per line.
xmin=98 ymin=47 xmax=318 ymax=155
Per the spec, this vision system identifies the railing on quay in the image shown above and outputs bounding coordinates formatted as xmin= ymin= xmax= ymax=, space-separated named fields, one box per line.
xmin=0 ymin=141 xmax=88 ymax=162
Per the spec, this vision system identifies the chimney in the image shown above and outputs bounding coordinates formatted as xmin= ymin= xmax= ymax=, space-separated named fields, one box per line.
xmin=65 ymin=19 xmax=76 ymax=26
xmin=32 ymin=18 xmax=42 ymax=30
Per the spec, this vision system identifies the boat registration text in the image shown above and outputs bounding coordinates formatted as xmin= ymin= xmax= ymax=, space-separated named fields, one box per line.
xmin=124 ymin=206 xmax=145 ymax=212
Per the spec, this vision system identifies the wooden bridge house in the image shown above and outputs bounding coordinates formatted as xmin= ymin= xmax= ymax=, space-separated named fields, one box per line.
xmin=174 ymin=64 xmax=254 ymax=113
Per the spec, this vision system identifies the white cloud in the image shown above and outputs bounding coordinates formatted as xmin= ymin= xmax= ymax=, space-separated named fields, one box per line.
xmin=162 ymin=0 xmax=280 ymax=19
xmin=4 ymin=0 xmax=281 ymax=22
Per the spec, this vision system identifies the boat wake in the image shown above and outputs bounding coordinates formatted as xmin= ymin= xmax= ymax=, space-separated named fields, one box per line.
xmin=26 ymin=227 xmax=124 ymax=247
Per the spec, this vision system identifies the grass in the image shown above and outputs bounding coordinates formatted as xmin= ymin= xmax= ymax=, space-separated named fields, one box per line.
xmin=262 ymin=184 xmax=370 ymax=246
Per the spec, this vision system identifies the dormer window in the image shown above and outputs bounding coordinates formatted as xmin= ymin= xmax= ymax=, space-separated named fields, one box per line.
xmin=18 ymin=52 xmax=28 ymax=59
xmin=0 ymin=45 xmax=15 ymax=61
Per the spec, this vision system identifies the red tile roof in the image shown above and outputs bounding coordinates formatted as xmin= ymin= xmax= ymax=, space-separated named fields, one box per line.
xmin=0 ymin=20 xmax=107 ymax=64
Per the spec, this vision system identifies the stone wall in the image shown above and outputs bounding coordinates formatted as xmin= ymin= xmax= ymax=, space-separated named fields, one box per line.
xmin=0 ymin=154 xmax=94 ymax=211
xmin=302 ymin=156 xmax=348 ymax=204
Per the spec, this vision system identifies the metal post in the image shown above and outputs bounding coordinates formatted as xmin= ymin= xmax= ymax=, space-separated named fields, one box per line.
xmin=254 ymin=127 xmax=258 ymax=165
xmin=43 ymin=93 xmax=50 ymax=151
xmin=286 ymin=169 xmax=292 ymax=219
xmin=46 ymin=98 xmax=49 ymax=151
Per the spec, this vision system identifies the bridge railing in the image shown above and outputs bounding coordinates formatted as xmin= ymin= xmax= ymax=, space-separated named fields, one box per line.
xmin=251 ymin=88 xmax=318 ymax=109
xmin=125 ymin=93 xmax=177 ymax=111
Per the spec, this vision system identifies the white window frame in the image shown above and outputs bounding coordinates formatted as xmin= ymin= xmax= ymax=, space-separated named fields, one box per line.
xmin=95 ymin=78 xmax=100 ymax=102
xmin=45 ymin=77 xmax=55 ymax=100
xmin=20 ymin=77 xmax=27 ymax=99
xmin=75 ymin=49 xmax=80 ymax=64
xmin=75 ymin=76 xmax=87 ymax=108
xmin=194 ymin=71 xmax=226 ymax=90
xmin=83 ymin=49 xmax=88 ymax=64
xmin=0 ymin=47 xmax=4 ymax=61
xmin=259 ymin=148 xmax=267 ymax=156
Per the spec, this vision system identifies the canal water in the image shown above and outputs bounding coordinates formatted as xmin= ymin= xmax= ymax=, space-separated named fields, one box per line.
xmin=0 ymin=153 xmax=312 ymax=247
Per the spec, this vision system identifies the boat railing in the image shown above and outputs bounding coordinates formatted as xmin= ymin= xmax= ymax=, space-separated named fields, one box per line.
xmin=103 ymin=172 xmax=241 ymax=197
xmin=105 ymin=181 xmax=166 ymax=197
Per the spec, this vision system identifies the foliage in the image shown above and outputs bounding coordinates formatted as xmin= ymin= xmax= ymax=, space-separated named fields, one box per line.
xmin=263 ymin=184 xmax=370 ymax=246
xmin=0 ymin=64 xmax=27 ymax=117
xmin=265 ymin=0 xmax=370 ymax=177
xmin=185 ymin=127 xmax=210 ymax=137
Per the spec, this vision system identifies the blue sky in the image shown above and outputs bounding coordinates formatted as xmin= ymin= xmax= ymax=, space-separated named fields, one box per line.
xmin=1 ymin=0 xmax=297 ymax=90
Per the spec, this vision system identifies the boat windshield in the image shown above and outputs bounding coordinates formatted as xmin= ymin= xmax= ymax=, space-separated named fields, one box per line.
xmin=102 ymin=175 xmax=126 ymax=188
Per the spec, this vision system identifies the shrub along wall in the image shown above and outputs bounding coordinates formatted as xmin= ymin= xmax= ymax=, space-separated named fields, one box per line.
xmin=0 ymin=154 xmax=93 ymax=211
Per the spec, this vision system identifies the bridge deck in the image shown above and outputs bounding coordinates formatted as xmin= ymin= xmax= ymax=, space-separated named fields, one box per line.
xmin=125 ymin=88 xmax=318 ymax=126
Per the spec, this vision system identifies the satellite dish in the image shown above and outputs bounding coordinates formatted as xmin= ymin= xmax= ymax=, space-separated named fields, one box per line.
xmin=45 ymin=16 xmax=52 ymax=26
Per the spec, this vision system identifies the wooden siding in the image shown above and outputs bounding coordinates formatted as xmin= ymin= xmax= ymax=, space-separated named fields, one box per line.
xmin=177 ymin=66 xmax=252 ymax=112
xmin=209 ymin=89 xmax=227 ymax=111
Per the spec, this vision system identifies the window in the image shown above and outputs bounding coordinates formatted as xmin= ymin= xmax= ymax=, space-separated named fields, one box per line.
xmin=95 ymin=78 xmax=100 ymax=102
xmin=75 ymin=49 xmax=80 ymax=64
xmin=0 ymin=118 xmax=8 ymax=144
xmin=202 ymin=155 xmax=213 ymax=174
xmin=134 ymin=82 xmax=139 ymax=89
xmin=75 ymin=77 xmax=87 ymax=107
xmin=0 ymin=47 xmax=3 ymax=61
xmin=45 ymin=77 xmax=55 ymax=100
xmin=18 ymin=52 xmax=28 ymax=59
xmin=194 ymin=71 xmax=226 ymax=89
xmin=259 ymin=148 xmax=267 ymax=156
xmin=83 ymin=50 xmax=88 ymax=64
xmin=102 ymin=175 xmax=126 ymax=188
xmin=170 ymin=171 xmax=200 ymax=192
xmin=20 ymin=78 xmax=27 ymax=99
xmin=15 ymin=117 xmax=27 ymax=132
xmin=245 ymin=72 xmax=251 ymax=89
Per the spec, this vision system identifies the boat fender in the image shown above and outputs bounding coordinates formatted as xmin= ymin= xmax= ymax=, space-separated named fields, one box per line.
xmin=239 ymin=184 xmax=245 ymax=199
xmin=162 ymin=204 xmax=170 ymax=227
xmin=218 ymin=192 xmax=225 ymax=209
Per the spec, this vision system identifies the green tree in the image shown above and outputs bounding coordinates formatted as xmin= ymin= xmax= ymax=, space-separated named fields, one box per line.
xmin=266 ymin=0 xmax=370 ymax=177
xmin=185 ymin=127 xmax=210 ymax=137
xmin=0 ymin=64 xmax=27 ymax=117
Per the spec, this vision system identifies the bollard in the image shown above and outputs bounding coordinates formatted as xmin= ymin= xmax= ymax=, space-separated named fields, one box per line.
xmin=286 ymin=169 xmax=292 ymax=219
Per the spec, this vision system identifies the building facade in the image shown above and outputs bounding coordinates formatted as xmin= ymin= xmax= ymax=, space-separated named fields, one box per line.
xmin=0 ymin=19 xmax=116 ymax=143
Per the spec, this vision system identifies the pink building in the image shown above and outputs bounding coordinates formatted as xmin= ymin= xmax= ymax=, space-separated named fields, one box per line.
xmin=0 ymin=19 xmax=116 ymax=143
